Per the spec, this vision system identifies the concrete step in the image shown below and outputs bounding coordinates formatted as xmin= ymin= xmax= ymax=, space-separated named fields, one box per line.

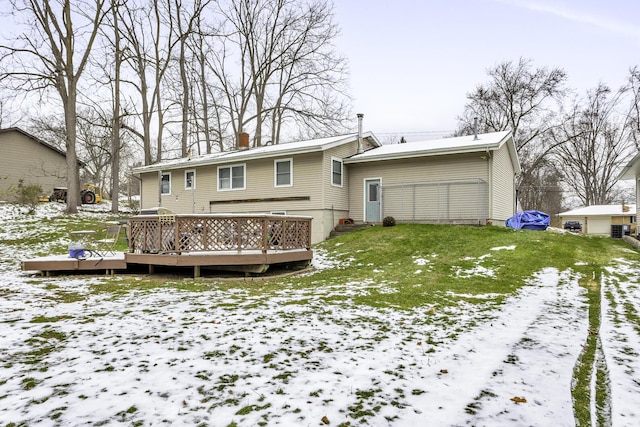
xmin=329 ymin=223 xmax=373 ymax=238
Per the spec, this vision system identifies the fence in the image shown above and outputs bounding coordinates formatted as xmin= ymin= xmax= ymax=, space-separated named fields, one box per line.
xmin=382 ymin=178 xmax=488 ymax=224
xmin=128 ymin=214 xmax=312 ymax=254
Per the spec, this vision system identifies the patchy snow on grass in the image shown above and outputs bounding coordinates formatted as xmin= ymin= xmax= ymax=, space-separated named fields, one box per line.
xmin=1 ymin=204 xmax=640 ymax=426
xmin=491 ymin=245 xmax=516 ymax=251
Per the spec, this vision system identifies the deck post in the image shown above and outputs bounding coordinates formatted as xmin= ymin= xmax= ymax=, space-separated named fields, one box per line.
xmin=194 ymin=265 xmax=201 ymax=278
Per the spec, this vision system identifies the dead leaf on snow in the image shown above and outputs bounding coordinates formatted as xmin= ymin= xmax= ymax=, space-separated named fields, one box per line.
xmin=510 ymin=396 xmax=527 ymax=404
xmin=321 ymin=415 xmax=330 ymax=424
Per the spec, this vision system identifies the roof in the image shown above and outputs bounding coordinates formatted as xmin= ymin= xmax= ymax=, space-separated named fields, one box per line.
xmin=0 ymin=127 xmax=67 ymax=158
xmin=133 ymin=132 xmax=382 ymax=173
xmin=558 ymin=204 xmax=637 ymax=217
xmin=343 ymin=130 xmax=521 ymax=174
xmin=617 ymin=151 xmax=640 ymax=180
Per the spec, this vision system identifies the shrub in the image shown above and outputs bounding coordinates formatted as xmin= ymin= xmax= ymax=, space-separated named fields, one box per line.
xmin=383 ymin=216 xmax=396 ymax=227
xmin=14 ymin=179 xmax=43 ymax=214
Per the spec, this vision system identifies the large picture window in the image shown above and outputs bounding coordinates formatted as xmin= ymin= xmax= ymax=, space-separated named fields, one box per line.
xmin=218 ymin=164 xmax=245 ymax=190
xmin=274 ymin=158 xmax=292 ymax=187
xmin=161 ymin=172 xmax=171 ymax=195
xmin=331 ymin=157 xmax=343 ymax=187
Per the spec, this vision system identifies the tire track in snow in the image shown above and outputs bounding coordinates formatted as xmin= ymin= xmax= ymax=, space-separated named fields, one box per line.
xmin=601 ymin=261 xmax=640 ymax=426
xmin=402 ymin=268 xmax=588 ymax=426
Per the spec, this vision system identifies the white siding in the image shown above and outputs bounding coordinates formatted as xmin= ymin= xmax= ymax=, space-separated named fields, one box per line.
xmin=348 ymin=154 xmax=489 ymax=222
xmin=138 ymin=150 xmax=351 ymax=243
xmin=490 ymin=143 xmax=516 ymax=222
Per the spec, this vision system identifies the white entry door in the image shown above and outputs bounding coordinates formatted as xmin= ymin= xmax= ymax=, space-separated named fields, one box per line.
xmin=365 ymin=178 xmax=381 ymax=222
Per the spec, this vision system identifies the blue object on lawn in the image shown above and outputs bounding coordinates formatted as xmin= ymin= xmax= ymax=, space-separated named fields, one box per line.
xmin=506 ymin=210 xmax=550 ymax=230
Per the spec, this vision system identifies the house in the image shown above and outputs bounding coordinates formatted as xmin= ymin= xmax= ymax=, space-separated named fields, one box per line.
xmin=132 ymin=126 xmax=520 ymax=244
xmin=617 ymin=153 xmax=640 ymax=234
xmin=558 ymin=204 xmax=636 ymax=236
xmin=0 ymin=127 xmax=67 ymax=200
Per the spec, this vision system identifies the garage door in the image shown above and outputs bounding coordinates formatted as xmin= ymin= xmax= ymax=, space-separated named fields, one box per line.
xmin=587 ymin=217 xmax=610 ymax=235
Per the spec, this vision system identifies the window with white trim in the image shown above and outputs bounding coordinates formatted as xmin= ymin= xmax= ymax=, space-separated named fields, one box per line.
xmin=218 ymin=164 xmax=246 ymax=190
xmin=161 ymin=172 xmax=171 ymax=195
xmin=331 ymin=157 xmax=343 ymax=187
xmin=274 ymin=158 xmax=292 ymax=187
xmin=185 ymin=170 xmax=196 ymax=190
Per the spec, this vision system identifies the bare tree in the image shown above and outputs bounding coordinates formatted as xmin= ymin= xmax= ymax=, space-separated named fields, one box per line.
xmin=456 ymin=58 xmax=568 ymax=213
xmin=111 ymin=0 xmax=122 ymax=212
xmin=0 ymin=0 xmax=109 ymax=213
xmin=117 ymin=0 xmax=178 ymax=165
xmin=553 ymin=84 xmax=638 ymax=205
xmin=213 ymin=0 xmax=350 ymax=147
xmin=627 ymin=66 xmax=640 ymax=150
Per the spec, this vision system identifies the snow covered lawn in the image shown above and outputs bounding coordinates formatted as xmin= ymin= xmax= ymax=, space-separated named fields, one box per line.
xmin=1 ymin=203 xmax=639 ymax=426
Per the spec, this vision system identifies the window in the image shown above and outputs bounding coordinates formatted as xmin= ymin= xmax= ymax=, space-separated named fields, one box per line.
xmin=218 ymin=164 xmax=245 ymax=190
xmin=274 ymin=158 xmax=292 ymax=187
xmin=368 ymin=182 xmax=379 ymax=202
xmin=161 ymin=172 xmax=171 ymax=195
xmin=185 ymin=170 xmax=195 ymax=190
xmin=331 ymin=157 xmax=343 ymax=187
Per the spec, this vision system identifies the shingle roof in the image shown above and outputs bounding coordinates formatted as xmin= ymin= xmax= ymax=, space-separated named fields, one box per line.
xmin=133 ymin=132 xmax=381 ymax=173
xmin=344 ymin=130 xmax=519 ymax=173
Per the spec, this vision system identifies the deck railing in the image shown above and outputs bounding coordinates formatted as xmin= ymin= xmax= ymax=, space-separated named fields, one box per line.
xmin=128 ymin=214 xmax=312 ymax=254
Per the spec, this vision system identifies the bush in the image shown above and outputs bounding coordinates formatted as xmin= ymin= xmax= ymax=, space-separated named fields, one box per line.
xmin=14 ymin=179 xmax=43 ymax=214
xmin=383 ymin=216 xmax=396 ymax=227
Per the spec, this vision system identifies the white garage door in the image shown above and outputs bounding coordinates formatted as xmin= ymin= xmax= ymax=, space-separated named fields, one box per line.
xmin=587 ymin=217 xmax=611 ymax=235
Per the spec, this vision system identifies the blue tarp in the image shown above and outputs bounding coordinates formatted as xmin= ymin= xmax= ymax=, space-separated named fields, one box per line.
xmin=506 ymin=210 xmax=550 ymax=230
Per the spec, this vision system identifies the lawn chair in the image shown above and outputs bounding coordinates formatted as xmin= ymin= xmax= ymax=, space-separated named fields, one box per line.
xmin=94 ymin=223 xmax=122 ymax=256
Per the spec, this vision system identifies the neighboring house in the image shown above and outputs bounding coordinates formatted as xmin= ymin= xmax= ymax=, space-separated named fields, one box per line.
xmin=618 ymin=154 xmax=640 ymax=234
xmin=558 ymin=204 xmax=636 ymax=236
xmin=132 ymin=129 xmax=520 ymax=244
xmin=0 ymin=127 xmax=67 ymax=200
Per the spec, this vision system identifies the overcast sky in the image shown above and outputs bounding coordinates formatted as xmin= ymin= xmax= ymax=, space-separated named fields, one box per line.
xmin=333 ymin=0 xmax=640 ymax=141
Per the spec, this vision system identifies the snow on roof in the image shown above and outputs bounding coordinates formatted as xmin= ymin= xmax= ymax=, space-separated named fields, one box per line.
xmin=134 ymin=132 xmax=381 ymax=173
xmin=559 ymin=204 xmax=637 ymax=217
xmin=344 ymin=130 xmax=512 ymax=163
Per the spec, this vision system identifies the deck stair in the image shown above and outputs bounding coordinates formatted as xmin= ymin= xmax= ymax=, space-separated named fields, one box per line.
xmin=329 ymin=222 xmax=372 ymax=238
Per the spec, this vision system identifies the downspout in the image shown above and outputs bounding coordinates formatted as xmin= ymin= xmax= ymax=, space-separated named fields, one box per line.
xmin=158 ymin=170 xmax=162 ymax=207
xmin=486 ymin=149 xmax=492 ymax=224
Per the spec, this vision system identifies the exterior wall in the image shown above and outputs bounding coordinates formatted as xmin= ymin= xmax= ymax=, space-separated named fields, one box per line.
xmin=560 ymin=214 xmax=636 ymax=235
xmin=347 ymin=153 xmax=490 ymax=223
xmin=0 ymin=130 xmax=66 ymax=199
xmin=322 ymin=141 xmax=360 ymax=212
xmin=139 ymin=146 xmax=359 ymax=243
xmin=490 ymin=143 xmax=516 ymax=222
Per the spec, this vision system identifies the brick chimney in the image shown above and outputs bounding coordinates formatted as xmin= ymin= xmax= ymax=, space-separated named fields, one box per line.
xmin=238 ymin=132 xmax=250 ymax=150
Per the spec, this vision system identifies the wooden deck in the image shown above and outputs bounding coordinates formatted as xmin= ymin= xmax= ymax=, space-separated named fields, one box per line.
xmin=22 ymin=253 xmax=128 ymax=276
xmin=21 ymin=214 xmax=313 ymax=277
